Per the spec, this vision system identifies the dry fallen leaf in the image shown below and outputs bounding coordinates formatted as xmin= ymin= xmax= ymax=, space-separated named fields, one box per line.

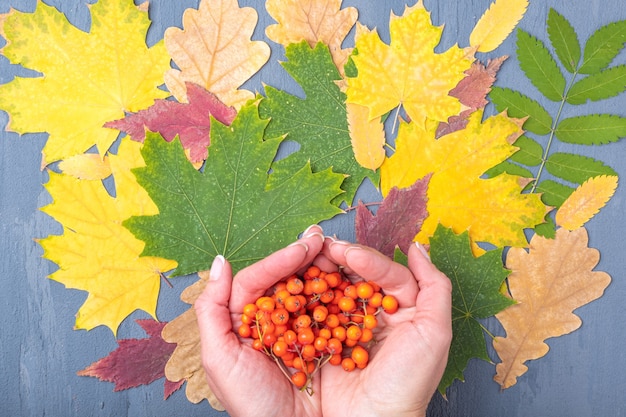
xmin=265 ymin=0 xmax=358 ymax=73
xmin=469 ymin=0 xmax=529 ymax=53
xmin=164 ymin=0 xmax=270 ymax=108
xmin=493 ymin=227 xmax=611 ymax=389
xmin=161 ymin=272 xmax=223 ymax=409
xmin=555 ymin=175 xmax=619 ymax=231
xmin=347 ymin=102 xmax=386 ymax=170
xmin=57 ymin=153 xmax=112 ymax=180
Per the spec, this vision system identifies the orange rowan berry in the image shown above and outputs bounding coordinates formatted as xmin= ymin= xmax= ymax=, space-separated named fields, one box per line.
xmin=256 ymin=296 xmax=275 ymax=312
xmin=262 ymin=332 xmax=277 ymax=347
xmin=312 ymin=305 xmax=328 ymax=322
xmin=344 ymin=285 xmax=358 ymax=299
xmin=252 ymin=339 xmax=264 ymax=351
xmin=286 ymin=277 xmax=304 ymax=295
xmin=326 ymin=338 xmax=343 ymax=355
xmin=331 ymin=326 xmax=346 ymax=342
xmin=314 ymin=336 xmax=328 ymax=352
xmin=271 ymin=308 xmax=289 ymax=325
xmin=283 ymin=330 xmax=298 ymax=346
xmin=301 ymin=344 xmax=317 ymax=360
xmin=243 ymin=303 xmax=258 ymax=318
xmin=351 ymin=345 xmax=369 ymax=367
xmin=318 ymin=328 xmax=332 ymax=340
xmin=369 ymin=292 xmax=383 ymax=308
xmin=293 ymin=314 xmax=312 ymax=331
xmin=356 ymin=282 xmax=375 ymax=299
xmin=341 ymin=357 xmax=356 ymax=372
xmin=344 ymin=337 xmax=358 ymax=347
xmin=303 ymin=279 xmax=315 ymax=296
xmin=338 ymin=296 xmax=357 ymax=313
xmin=319 ymin=289 xmax=335 ymax=304
xmin=325 ymin=313 xmax=340 ymax=328
xmin=284 ymin=295 xmax=303 ymax=312
xmin=382 ymin=294 xmax=399 ymax=314
xmin=363 ymin=314 xmax=378 ymax=329
xmin=310 ymin=277 xmax=328 ymax=294
xmin=297 ymin=328 xmax=315 ymax=345
xmin=329 ymin=353 xmax=342 ymax=366
xmin=291 ymin=371 xmax=307 ymax=388
xmin=325 ymin=272 xmax=342 ymax=288
xmin=272 ymin=340 xmax=289 ymax=357
xmin=238 ymin=323 xmax=252 ymax=338
xmin=359 ymin=327 xmax=374 ymax=343
xmin=274 ymin=289 xmax=291 ymax=306
xmin=346 ymin=325 xmax=363 ymax=341
xmin=241 ymin=313 xmax=253 ymax=325
xmin=305 ymin=265 xmax=321 ymax=279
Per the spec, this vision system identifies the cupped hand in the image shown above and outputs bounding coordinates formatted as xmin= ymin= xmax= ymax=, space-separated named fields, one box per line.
xmin=194 ymin=225 xmax=327 ymax=417
xmin=319 ymin=240 xmax=452 ymax=417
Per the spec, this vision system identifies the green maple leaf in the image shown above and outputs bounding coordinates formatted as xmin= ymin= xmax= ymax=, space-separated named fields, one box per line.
xmin=125 ymin=102 xmax=344 ymax=276
xmin=429 ymin=225 xmax=514 ymax=394
xmin=258 ymin=41 xmax=378 ymax=205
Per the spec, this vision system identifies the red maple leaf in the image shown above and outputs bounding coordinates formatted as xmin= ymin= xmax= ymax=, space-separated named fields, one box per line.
xmin=437 ymin=56 xmax=507 ymax=138
xmin=355 ymin=175 xmax=430 ymax=259
xmin=77 ymin=319 xmax=183 ymax=399
xmin=106 ymin=83 xmax=237 ymax=163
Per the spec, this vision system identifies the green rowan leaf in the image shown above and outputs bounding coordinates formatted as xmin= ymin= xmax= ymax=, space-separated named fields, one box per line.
xmin=547 ymin=8 xmax=580 ymax=73
xmin=536 ymin=179 xmax=575 ymax=208
xmin=556 ymin=114 xmax=626 ymax=144
xmin=545 ymin=152 xmax=618 ymax=185
xmin=510 ymin=135 xmax=544 ymax=166
xmin=517 ymin=29 xmax=566 ymax=101
xmin=579 ymin=19 xmax=626 ymax=74
xmin=125 ymin=103 xmax=344 ymax=276
xmin=430 ymin=225 xmax=514 ymax=394
xmin=484 ymin=161 xmax=534 ymax=179
xmin=489 ymin=87 xmax=553 ymax=135
xmin=533 ymin=215 xmax=557 ymax=239
xmin=566 ymin=65 xmax=626 ymax=104
xmin=258 ymin=41 xmax=377 ymax=205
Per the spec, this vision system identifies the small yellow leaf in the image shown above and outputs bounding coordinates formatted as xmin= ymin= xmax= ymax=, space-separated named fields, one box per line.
xmin=556 ymin=175 xmax=619 ymax=230
xmin=39 ymin=139 xmax=177 ymax=335
xmin=0 ymin=0 xmax=171 ymax=165
xmin=469 ymin=0 xmax=529 ymax=53
xmin=346 ymin=1 xmax=473 ymax=125
xmin=265 ymin=0 xmax=358 ymax=73
xmin=347 ymin=103 xmax=385 ymax=170
xmin=58 ymin=154 xmax=112 ymax=180
xmin=164 ymin=0 xmax=270 ymax=108
xmin=494 ymin=227 xmax=611 ymax=388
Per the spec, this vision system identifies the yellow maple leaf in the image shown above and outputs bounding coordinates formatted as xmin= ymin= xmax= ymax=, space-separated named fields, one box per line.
xmin=345 ymin=1 xmax=473 ymax=125
xmin=555 ymin=175 xmax=619 ymax=231
xmin=469 ymin=0 xmax=529 ymax=53
xmin=0 ymin=0 xmax=170 ymax=166
xmin=57 ymin=154 xmax=112 ymax=180
xmin=164 ymin=0 xmax=270 ymax=108
xmin=380 ymin=110 xmax=547 ymax=248
xmin=265 ymin=0 xmax=358 ymax=73
xmin=39 ymin=139 xmax=177 ymax=335
xmin=494 ymin=227 xmax=611 ymax=388
xmin=347 ymin=102 xmax=386 ymax=170
xmin=162 ymin=272 xmax=223 ymax=408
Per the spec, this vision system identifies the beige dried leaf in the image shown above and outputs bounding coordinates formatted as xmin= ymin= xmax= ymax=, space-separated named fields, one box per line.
xmin=493 ymin=227 xmax=611 ymax=389
xmin=555 ymin=175 xmax=619 ymax=231
xmin=161 ymin=271 xmax=223 ymax=409
xmin=265 ymin=0 xmax=357 ymax=73
xmin=164 ymin=0 xmax=270 ymax=108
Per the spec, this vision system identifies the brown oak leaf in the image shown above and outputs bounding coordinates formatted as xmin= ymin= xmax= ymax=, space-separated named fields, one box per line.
xmin=493 ymin=227 xmax=611 ymax=389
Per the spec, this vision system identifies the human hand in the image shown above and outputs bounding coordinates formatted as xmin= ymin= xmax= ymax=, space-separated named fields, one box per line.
xmin=194 ymin=225 xmax=326 ymax=417
xmin=319 ymin=239 xmax=452 ymax=417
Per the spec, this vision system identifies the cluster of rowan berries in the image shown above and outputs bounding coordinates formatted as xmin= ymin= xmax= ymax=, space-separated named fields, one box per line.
xmin=238 ymin=265 xmax=399 ymax=393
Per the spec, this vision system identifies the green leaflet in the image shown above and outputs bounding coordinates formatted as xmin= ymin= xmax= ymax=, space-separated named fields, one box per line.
xmin=488 ymin=9 xmax=624 ymax=232
xmin=579 ymin=19 xmax=626 ymax=74
xmin=258 ymin=41 xmax=378 ymax=206
xmin=517 ymin=29 xmax=566 ymax=102
xmin=547 ymin=9 xmax=580 ymax=73
xmin=124 ymin=103 xmax=344 ymax=276
xmin=430 ymin=225 xmax=514 ymax=395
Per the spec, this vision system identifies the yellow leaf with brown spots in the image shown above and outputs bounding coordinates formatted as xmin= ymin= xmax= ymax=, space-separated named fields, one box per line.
xmin=555 ymin=175 xmax=619 ymax=231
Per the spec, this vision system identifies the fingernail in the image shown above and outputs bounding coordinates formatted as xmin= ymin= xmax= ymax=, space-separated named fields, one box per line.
xmin=288 ymin=241 xmax=309 ymax=252
xmin=344 ymin=245 xmax=363 ymax=258
xmin=415 ymin=242 xmax=430 ymax=260
xmin=210 ymin=255 xmax=225 ymax=280
xmin=329 ymin=239 xmax=350 ymax=248
xmin=301 ymin=224 xmax=324 ymax=240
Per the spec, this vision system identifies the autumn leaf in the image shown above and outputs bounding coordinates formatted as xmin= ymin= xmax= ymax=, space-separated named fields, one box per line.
xmin=437 ymin=56 xmax=507 ymax=137
xmin=381 ymin=110 xmax=547 ymax=248
xmin=39 ymin=139 xmax=177 ymax=334
xmin=429 ymin=225 xmax=514 ymax=394
xmin=106 ymin=83 xmax=237 ymax=164
xmin=0 ymin=0 xmax=170 ymax=165
xmin=259 ymin=41 xmax=377 ymax=205
xmin=125 ymin=102 xmax=344 ymax=276
xmin=494 ymin=227 xmax=611 ymax=389
xmin=345 ymin=1 xmax=473 ymax=125
xmin=347 ymin=103 xmax=386 ymax=170
xmin=77 ymin=319 xmax=183 ymax=399
xmin=355 ymin=175 xmax=430 ymax=259
xmin=265 ymin=0 xmax=358 ymax=73
xmin=555 ymin=175 xmax=619 ymax=230
xmin=57 ymin=154 xmax=111 ymax=181
xmin=469 ymin=0 xmax=529 ymax=53
xmin=162 ymin=271 xmax=223 ymax=408
xmin=164 ymin=0 xmax=270 ymax=108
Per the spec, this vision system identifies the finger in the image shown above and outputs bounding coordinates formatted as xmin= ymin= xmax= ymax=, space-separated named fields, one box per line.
xmin=325 ymin=239 xmax=419 ymax=307
xmin=194 ymin=256 xmax=241 ymax=375
xmin=230 ymin=225 xmax=325 ymax=311
xmin=407 ymin=243 xmax=453 ymax=347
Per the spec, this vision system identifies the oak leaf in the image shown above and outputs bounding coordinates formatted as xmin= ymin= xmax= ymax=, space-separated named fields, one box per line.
xmin=106 ymin=83 xmax=237 ymax=164
xmin=381 ymin=110 xmax=547 ymax=248
xmin=160 ymin=271 xmax=224 ymax=407
xmin=0 ymin=0 xmax=170 ymax=165
xmin=556 ymin=175 xmax=619 ymax=230
xmin=429 ymin=225 xmax=514 ymax=394
xmin=494 ymin=227 xmax=611 ymax=388
xmin=355 ymin=175 xmax=430 ymax=259
xmin=39 ymin=139 xmax=177 ymax=334
xmin=345 ymin=1 xmax=473 ymax=125
xmin=265 ymin=0 xmax=357 ymax=73
xmin=125 ymin=102 xmax=344 ymax=276
xmin=164 ymin=0 xmax=270 ymax=108
xmin=469 ymin=0 xmax=529 ymax=53
xmin=77 ymin=319 xmax=183 ymax=399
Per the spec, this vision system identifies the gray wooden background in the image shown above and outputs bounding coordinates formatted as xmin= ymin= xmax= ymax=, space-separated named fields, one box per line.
xmin=1 ymin=0 xmax=625 ymax=416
